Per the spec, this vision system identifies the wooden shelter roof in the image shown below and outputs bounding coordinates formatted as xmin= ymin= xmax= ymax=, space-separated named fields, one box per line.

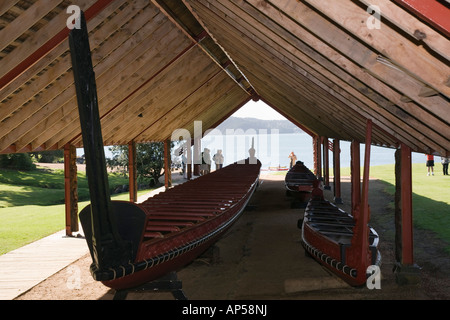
xmin=0 ymin=0 xmax=449 ymax=156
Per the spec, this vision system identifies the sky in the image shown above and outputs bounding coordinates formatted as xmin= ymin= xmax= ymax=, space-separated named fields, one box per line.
xmin=231 ymin=100 xmax=286 ymax=121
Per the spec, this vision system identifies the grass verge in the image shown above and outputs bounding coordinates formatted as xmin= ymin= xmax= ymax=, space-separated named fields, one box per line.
xmin=0 ymin=167 xmax=153 ymax=255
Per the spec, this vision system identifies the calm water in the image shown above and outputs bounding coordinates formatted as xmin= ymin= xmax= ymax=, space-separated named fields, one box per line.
xmin=91 ymin=132 xmax=425 ymax=170
xmin=201 ymin=132 xmax=425 ymax=170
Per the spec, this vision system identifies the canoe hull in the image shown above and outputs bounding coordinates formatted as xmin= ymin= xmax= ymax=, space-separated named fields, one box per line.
xmin=285 ymin=161 xmax=318 ymax=202
xmin=300 ymin=199 xmax=381 ymax=286
xmin=80 ymin=161 xmax=260 ymax=290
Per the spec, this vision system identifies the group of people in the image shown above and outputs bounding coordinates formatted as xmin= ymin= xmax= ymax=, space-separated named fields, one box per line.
xmin=180 ymin=148 xmax=224 ymax=177
xmin=184 ymin=150 xmax=450 ymax=177
xmin=426 ymin=154 xmax=449 ymax=176
xmin=200 ymin=148 xmax=224 ymax=175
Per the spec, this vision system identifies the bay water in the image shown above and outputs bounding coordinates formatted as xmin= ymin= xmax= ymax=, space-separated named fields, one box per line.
xmin=201 ymin=132 xmax=425 ymax=170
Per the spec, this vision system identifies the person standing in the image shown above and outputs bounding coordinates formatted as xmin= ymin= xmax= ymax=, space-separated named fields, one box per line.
xmin=212 ymin=149 xmax=224 ymax=170
xmin=441 ymin=156 xmax=449 ymax=175
xmin=426 ymin=154 xmax=434 ymax=176
xmin=201 ymin=148 xmax=211 ymax=175
xmin=288 ymin=151 xmax=297 ymax=169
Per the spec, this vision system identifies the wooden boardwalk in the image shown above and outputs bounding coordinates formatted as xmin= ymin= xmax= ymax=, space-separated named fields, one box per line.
xmin=0 ymin=183 xmax=177 ymax=300
xmin=0 ymin=230 xmax=89 ymax=300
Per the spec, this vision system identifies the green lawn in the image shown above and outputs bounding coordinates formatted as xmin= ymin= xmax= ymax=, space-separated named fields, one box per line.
xmin=1 ymin=163 xmax=449 ymax=255
xmin=0 ymin=167 xmax=152 ymax=255
xmin=370 ymin=163 xmax=450 ymax=247
xmin=272 ymin=163 xmax=450 ymax=249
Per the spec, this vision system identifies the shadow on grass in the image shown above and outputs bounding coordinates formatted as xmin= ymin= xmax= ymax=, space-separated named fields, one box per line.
xmin=0 ymin=185 xmax=91 ymax=207
xmin=0 ymin=168 xmax=130 ymax=207
xmin=372 ymin=179 xmax=450 ymax=253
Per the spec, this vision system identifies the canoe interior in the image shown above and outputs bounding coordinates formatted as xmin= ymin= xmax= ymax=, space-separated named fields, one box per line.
xmin=301 ymin=196 xmax=381 ymax=286
xmin=285 ymin=161 xmax=318 ymax=194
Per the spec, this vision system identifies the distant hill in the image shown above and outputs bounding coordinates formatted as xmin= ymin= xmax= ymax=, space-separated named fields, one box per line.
xmin=213 ymin=117 xmax=304 ymax=134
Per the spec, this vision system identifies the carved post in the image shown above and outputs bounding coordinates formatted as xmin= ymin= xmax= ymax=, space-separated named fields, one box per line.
xmin=323 ymin=137 xmax=330 ymax=190
xmin=69 ymin=12 xmax=130 ymax=270
xmin=164 ymin=139 xmax=172 ymax=189
xmin=313 ymin=135 xmax=321 ymax=179
xmin=333 ymin=139 xmax=342 ymax=204
xmin=350 ymin=140 xmax=361 ymax=217
xmin=64 ymin=144 xmax=78 ymax=236
xmin=128 ymin=141 xmax=137 ymax=203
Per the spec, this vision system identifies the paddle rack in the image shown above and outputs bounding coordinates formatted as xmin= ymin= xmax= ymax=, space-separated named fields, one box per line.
xmin=113 ymin=272 xmax=187 ymax=300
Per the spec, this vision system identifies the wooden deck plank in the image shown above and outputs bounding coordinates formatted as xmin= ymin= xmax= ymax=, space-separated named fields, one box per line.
xmin=0 ymin=182 xmax=182 ymax=300
xmin=0 ymin=230 xmax=89 ymax=300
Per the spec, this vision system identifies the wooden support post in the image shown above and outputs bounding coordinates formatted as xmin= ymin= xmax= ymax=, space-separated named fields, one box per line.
xmin=347 ymin=120 xmax=372 ymax=284
xmin=323 ymin=137 xmax=330 ymax=190
xmin=313 ymin=136 xmax=321 ymax=179
xmin=333 ymin=139 xmax=342 ymax=204
xmin=64 ymin=144 xmax=78 ymax=236
xmin=187 ymin=139 xmax=192 ymax=180
xmin=400 ymin=144 xmax=414 ymax=265
xmin=193 ymin=137 xmax=201 ymax=176
xmin=350 ymin=140 xmax=361 ymax=216
xmin=164 ymin=139 xmax=172 ymax=190
xmin=394 ymin=143 xmax=420 ymax=284
xmin=128 ymin=141 xmax=137 ymax=203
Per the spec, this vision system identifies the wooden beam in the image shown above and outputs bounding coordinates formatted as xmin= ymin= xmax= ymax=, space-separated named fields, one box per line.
xmin=189 ymin=0 xmax=364 ymax=140
xmin=302 ymin=0 xmax=450 ymax=97
xmin=64 ymin=144 xmax=78 ymax=236
xmin=156 ymin=0 xmax=257 ymax=97
xmin=159 ymin=86 xmax=248 ymax=143
xmin=264 ymin=0 xmax=450 ymax=126
xmin=393 ymin=0 xmax=450 ymax=38
xmin=0 ymin=0 xmax=113 ymax=89
xmin=190 ymin=0 xmax=445 ymax=151
xmin=141 ymin=74 xmax=242 ymax=142
xmin=103 ymin=47 xmax=217 ymax=144
xmin=0 ymin=0 xmax=138 ymax=150
xmin=0 ymin=0 xmax=128 ymax=115
xmin=121 ymin=59 xmax=224 ymax=144
xmin=53 ymin=17 xmax=189 ymax=147
xmin=0 ymin=0 xmax=22 ymax=17
xmin=246 ymin=0 xmax=449 ymax=151
xmin=0 ymin=0 xmax=62 ymax=53
xmin=358 ymin=0 xmax=449 ymax=60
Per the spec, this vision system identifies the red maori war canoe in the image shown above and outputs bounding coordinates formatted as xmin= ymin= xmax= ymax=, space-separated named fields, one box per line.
xmin=80 ymin=159 xmax=260 ymax=290
xmin=285 ymin=161 xmax=318 ymax=202
xmin=69 ymin=13 xmax=261 ymax=291
xmin=299 ymin=187 xmax=381 ymax=286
